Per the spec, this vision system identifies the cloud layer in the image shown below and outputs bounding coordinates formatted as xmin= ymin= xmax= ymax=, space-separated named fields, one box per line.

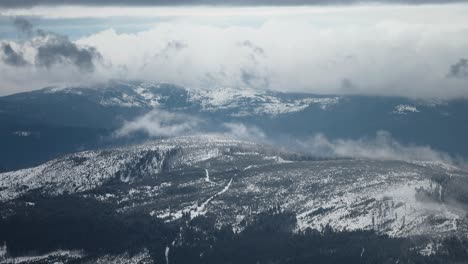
xmin=35 ymin=33 xmax=101 ymax=72
xmin=114 ymin=109 xmax=268 ymax=144
xmin=115 ymin=110 xmax=202 ymax=138
xmin=299 ymin=131 xmax=454 ymax=163
xmin=0 ymin=17 xmax=105 ymax=92
xmin=1 ymin=5 xmax=468 ymax=98
xmin=115 ymin=109 xmax=458 ymax=165
xmin=76 ymin=8 xmax=468 ymax=99
xmin=1 ymin=0 xmax=468 ymax=8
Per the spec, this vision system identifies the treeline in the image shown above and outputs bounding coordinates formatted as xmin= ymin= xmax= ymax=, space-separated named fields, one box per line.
xmin=415 ymin=172 xmax=468 ymax=208
xmin=0 ymin=195 xmax=468 ymax=263
xmin=0 ymin=195 xmax=176 ymax=262
xmin=168 ymin=206 xmax=459 ymax=264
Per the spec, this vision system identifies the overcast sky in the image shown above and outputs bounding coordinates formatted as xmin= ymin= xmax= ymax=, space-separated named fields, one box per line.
xmin=1 ymin=0 xmax=468 ymax=8
xmin=1 ymin=2 xmax=468 ymax=98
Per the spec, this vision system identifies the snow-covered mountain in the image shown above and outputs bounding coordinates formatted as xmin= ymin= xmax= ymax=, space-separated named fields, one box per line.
xmin=2 ymin=136 xmax=467 ymax=238
xmin=2 ymin=136 xmax=468 ymax=263
xmin=1 ymin=81 xmax=468 ymax=172
xmin=0 ymin=80 xmax=443 ymax=126
xmin=39 ymin=81 xmax=341 ymax=116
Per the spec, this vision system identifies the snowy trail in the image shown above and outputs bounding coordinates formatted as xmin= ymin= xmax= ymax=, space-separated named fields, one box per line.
xmin=192 ymin=178 xmax=233 ymax=217
xmin=165 ymin=246 xmax=170 ymax=264
xmin=205 ymin=169 xmax=215 ymax=185
xmin=156 ymin=178 xmax=234 ymax=221
xmin=243 ymin=165 xmax=254 ymax=171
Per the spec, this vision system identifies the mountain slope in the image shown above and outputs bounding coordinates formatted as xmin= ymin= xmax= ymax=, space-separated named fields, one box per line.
xmin=1 ymin=136 xmax=467 ymax=239
xmin=1 ymin=81 xmax=468 ymax=172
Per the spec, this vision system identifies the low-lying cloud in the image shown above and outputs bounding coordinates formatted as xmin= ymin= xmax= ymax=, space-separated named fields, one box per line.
xmin=115 ymin=108 xmax=459 ymax=165
xmin=222 ymin=122 xmax=267 ymax=143
xmin=114 ymin=109 xmax=269 ymax=144
xmin=115 ymin=110 xmax=202 ymax=138
xmin=299 ymin=131 xmax=455 ymax=164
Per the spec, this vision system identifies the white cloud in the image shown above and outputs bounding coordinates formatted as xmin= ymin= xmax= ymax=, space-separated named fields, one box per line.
xmin=114 ymin=108 xmax=270 ymax=145
xmin=114 ymin=109 xmax=461 ymax=165
xmin=299 ymin=131 xmax=455 ymax=163
xmin=222 ymin=122 xmax=267 ymax=142
xmin=0 ymin=5 xmax=467 ymax=20
xmin=2 ymin=4 xmax=468 ymax=98
xmin=114 ymin=109 xmax=202 ymax=137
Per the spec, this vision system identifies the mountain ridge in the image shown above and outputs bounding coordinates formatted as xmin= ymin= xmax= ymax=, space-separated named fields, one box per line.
xmin=1 ymin=81 xmax=468 ymax=172
xmin=2 ymin=135 xmax=467 ymax=239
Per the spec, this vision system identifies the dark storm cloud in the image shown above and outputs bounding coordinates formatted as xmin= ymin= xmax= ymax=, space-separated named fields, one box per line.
xmin=0 ymin=0 xmax=467 ymax=8
xmin=448 ymin=58 xmax=468 ymax=78
xmin=35 ymin=34 xmax=102 ymax=72
xmin=6 ymin=17 xmax=103 ymax=72
xmin=0 ymin=43 xmax=28 ymax=66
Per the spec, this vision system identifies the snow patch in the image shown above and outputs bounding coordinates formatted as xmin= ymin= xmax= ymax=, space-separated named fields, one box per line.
xmin=0 ymin=250 xmax=84 ymax=264
xmin=165 ymin=246 xmax=170 ymax=264
xmin=83 ymin=249 xmax=152 ymax=264
xmin=205 ymin=169 xmax=216 ymax=185
xmin=393 ymin=104 xmax=420 ymax=114
xmin=189 ymin=87 xmax=339 ymax=116
xmin=12 ymin=131 xmax=32 ymax=137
